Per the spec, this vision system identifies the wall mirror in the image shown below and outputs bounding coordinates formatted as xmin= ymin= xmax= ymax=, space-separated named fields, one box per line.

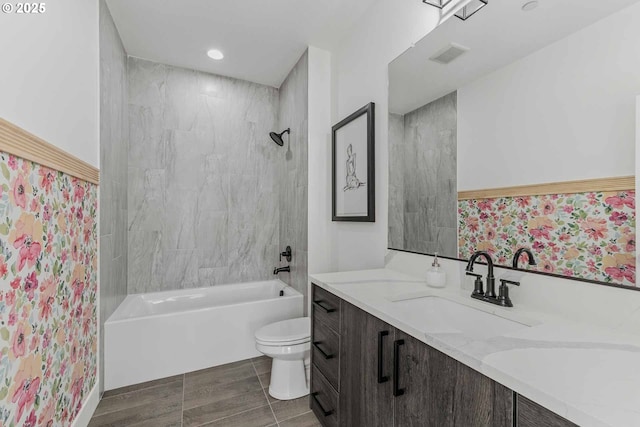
xmin=388 ymin=0 xmax=639 ymax=289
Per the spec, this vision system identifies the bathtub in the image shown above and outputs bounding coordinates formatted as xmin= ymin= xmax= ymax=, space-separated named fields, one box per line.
xmin=104 ymin=280 xmax=303 ymax=390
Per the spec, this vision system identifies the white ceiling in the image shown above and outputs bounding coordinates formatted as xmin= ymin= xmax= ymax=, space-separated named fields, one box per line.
xmin=390 ymin=0 xmax=640 ymax=114
xmin=106 ymin=0 xmax=377 ymax=88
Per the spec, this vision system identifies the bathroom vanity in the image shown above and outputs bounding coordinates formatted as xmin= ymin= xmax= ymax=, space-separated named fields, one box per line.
xmin=308 ymin=267 xmax=640 ymax=427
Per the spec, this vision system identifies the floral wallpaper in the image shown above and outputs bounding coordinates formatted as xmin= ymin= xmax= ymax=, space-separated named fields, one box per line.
xmin=0 ymin=152 xmax=98 ymax=427
xmin=459 ymin=191 xmax=636 ymax=286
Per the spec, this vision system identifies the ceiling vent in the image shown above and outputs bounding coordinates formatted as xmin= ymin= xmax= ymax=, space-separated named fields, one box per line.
xmin=429 ymin=43 xmax=470 ymax=65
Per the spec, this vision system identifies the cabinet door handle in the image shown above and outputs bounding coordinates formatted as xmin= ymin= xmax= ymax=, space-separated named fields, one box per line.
xmin=313 ymin=341 xmax=334 ymax=360
xmin=313 ymin=300 xmax=336 ymax=313
xmin=393 ymin=339 xmax=405 ymax=397
xmin=378 ymin=331 xmax=389 ymax=383
xmin=312 ymin=392 xmax=334 ymax=416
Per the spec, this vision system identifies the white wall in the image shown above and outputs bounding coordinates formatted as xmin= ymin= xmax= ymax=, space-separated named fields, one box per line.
xmin=0 ymin=0 xmax=100 ymax=167
xmin=457 ymin=2 xmax=640 ymax=191
xmin=308 ymin=46 xmax=335 ymax=276
xmin=327 ymin=0 xmax=441 ymax=272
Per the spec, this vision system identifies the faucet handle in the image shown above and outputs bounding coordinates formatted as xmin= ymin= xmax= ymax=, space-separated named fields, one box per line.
xmin=466 ymin=272 xmax=484 ymax=297
xmin=499 ymin=278 xmax=520 ymax=287
xmin=280 ymin=246 xmax=292 ymax=262
xmin=497 ymin=279 xmax=519 ymax=307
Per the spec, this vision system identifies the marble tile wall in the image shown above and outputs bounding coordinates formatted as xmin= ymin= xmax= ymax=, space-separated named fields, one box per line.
xmin=389 ymin=92 xmax=458 ymax=257
xmin=127 ymin=57 xmax=281 ymax=293
xmin=277 ymin=51 xmax=309 ymax=308
xmin=99 ymin=0 xmax=128 ymax=393
xmin=388 ymin=112 xmax=405 ymax=249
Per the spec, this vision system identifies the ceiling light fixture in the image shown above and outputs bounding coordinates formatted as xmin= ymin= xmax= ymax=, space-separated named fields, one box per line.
xmin=522 ymin=1 xmax=538 ymax=12
xmin=422 ymin=0 xmax=455 ymax=8
xmin=454 ymin=0 xmax=488 ymax=20
xmin=207 ymin=49 xmax=224 ymax=60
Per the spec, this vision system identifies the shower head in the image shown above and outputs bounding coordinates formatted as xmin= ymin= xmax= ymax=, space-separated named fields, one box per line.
xmin=269 ymin=128 xmax=290 ymax=146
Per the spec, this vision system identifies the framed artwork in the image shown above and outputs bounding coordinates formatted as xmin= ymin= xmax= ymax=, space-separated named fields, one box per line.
xmin=332 ymin=102 xmax=375 ymax=222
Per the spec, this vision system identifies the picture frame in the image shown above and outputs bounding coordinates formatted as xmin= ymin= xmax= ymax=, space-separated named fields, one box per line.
xmin=332 ymin=102 xmax=375 ymax=222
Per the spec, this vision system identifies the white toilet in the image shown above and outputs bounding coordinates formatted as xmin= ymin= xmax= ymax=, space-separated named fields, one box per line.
xmin=255 ymin=317 xmax=310 ymax=400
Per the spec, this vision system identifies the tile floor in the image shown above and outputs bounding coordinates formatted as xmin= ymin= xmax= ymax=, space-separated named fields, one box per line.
xmin=89 ymin=356 xmax=321 ymax=427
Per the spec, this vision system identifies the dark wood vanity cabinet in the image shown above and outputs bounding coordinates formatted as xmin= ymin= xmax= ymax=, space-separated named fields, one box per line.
xmin=394 ymin=331 xmax=513 ymax=427
xmin=311 ymin=285 xmax=342 ymax=426
xmin=339 ymin=302 xmax=395 ymax=427
xmin=311 ymin=284 xmax=573 ymax=427
xmin=517 ymin=395 xmax=578 ymax=427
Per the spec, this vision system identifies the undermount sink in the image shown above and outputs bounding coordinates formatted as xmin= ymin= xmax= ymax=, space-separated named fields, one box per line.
xmin=389 ymin=296 xmax=530 ymax=340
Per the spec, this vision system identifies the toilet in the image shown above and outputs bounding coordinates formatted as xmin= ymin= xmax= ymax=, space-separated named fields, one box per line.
xmin=255 ymin=317 xmax=310 ymax=400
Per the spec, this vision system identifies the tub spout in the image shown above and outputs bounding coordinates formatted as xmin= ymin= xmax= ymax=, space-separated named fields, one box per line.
xmin=274 ymin=266 xmax=291 ymax=275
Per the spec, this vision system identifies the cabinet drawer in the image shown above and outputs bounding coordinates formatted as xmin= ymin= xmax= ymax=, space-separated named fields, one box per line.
xmin=311 ymin=365 xmax=339 ymax=427
xmin=312 ymin=317 xmax=340 ymax=390
xmin=312 ymin=285 xmax=341 ymax=332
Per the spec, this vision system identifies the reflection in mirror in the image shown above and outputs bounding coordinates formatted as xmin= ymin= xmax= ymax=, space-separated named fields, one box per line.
xmin=388 ymin=92 xmax=457 ymax=257
xmin=388 ymin=0 xmax=639 ymax=288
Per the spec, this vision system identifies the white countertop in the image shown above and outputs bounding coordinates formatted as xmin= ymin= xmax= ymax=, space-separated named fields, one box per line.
xmin=309 ymin=268 xmax=640 ymax=427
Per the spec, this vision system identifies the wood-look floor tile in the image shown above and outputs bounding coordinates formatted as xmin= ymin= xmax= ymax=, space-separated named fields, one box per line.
xmin=271 ymin=396 xmax=311 ymax=423
xmin=183 ymin=388 xmax=269 ymax=427
xmin=199 ymin=405 xmax=276 ymax=427
xmin=88 ymin=396 xmax=182 ymax=427
xmin=185 ymin=359 xmax=257 ymax=389
xmin=93 ymin=379 xmax=183 ymax=418
xmin=258 ymin=372 xmax=271 ymax=390
xmin=278 ymin=411 xmax=322 ymax=427
xmin=128 ymin=412 xmax=182 ymax=427
xmin=184 ymin=373 xmax=263 ymax=410
xmin=102 ymin=374 xmax=183 ymax=398
xmin=252 ymin=358 xmax=272 ymax=376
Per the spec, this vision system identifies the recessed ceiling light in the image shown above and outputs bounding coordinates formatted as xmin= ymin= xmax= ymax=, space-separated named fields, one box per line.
xmin=522 ymin=1 xmax=539 ymax=12
xmin=207 ymin=49 xmax=224 ymax=60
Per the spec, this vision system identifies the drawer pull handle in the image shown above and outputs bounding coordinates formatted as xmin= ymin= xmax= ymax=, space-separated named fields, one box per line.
xmin=378 ymin=330 xmax=389 ymax=383
xmin=312 ymin=392 xmax=334 ymax=417
xmin=313 ymin=341 xmax=335 ymax=360
xmin=393 ymin=339 xmax=405 ymax=397
xmin=313 ymin=300 xmax=336 ymax=313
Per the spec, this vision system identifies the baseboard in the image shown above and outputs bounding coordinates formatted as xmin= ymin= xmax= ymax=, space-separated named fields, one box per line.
xmin=71 ymin=383 xmax=100 ymax=427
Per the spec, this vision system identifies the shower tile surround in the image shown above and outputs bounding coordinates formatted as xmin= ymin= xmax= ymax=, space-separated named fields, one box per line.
xmin=127 ymin=56 xmax=309 ymax=293
xmin=99 ymin=0 xmax=128 ymax=394
xmin=388 ymin=92 xmax=458 ymax=257
xmin=277 ymin=52 xmax=309 ymax=305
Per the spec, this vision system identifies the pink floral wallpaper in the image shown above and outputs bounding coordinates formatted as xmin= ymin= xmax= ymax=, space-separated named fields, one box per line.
xmin=458 ymin=191 xmax=636 ymax=286
xmin=0 ymin=152 xmax=98 ymax=426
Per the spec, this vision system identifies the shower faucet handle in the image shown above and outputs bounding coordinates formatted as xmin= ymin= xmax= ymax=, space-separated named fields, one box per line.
xmin=280 ymin=246 xmax=292 ymax=262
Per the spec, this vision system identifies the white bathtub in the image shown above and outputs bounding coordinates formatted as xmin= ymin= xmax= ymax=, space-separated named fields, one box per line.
xmin=104 ymin=280 xmax=303 ymax=390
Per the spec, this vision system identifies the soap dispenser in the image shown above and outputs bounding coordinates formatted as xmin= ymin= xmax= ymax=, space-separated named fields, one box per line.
xmin=426 ymin=253 xmax=446 ymax=288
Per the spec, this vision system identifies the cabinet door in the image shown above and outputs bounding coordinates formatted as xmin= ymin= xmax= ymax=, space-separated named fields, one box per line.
xmin=518 ymin=395 xmax=577 ymax=427
xmin=394 ymin=331 xmax=513 ymax=427
xmin=393 ymin=331 xmax=457 ymax=427
xmin=339 ymin=302 xmax=395 ymax=427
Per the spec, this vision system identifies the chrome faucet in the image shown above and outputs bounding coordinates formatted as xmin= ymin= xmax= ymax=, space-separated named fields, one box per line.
xmin=465 ymin=251 xmax=496 ymax=299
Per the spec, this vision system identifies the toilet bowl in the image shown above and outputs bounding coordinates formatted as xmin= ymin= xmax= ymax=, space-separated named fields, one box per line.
xmin=255 ymin=317 xmax=310 ymax=400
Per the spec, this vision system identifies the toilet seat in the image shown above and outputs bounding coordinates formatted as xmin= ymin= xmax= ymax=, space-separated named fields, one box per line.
xmin=256 ymin=336 xmax=309 ymax=346
xmin=255 ymin=317 xmax=310 ymax=346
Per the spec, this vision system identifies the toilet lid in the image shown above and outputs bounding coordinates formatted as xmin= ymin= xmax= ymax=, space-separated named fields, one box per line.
xmin=255 ymin=317 xmax=310 ymax=344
